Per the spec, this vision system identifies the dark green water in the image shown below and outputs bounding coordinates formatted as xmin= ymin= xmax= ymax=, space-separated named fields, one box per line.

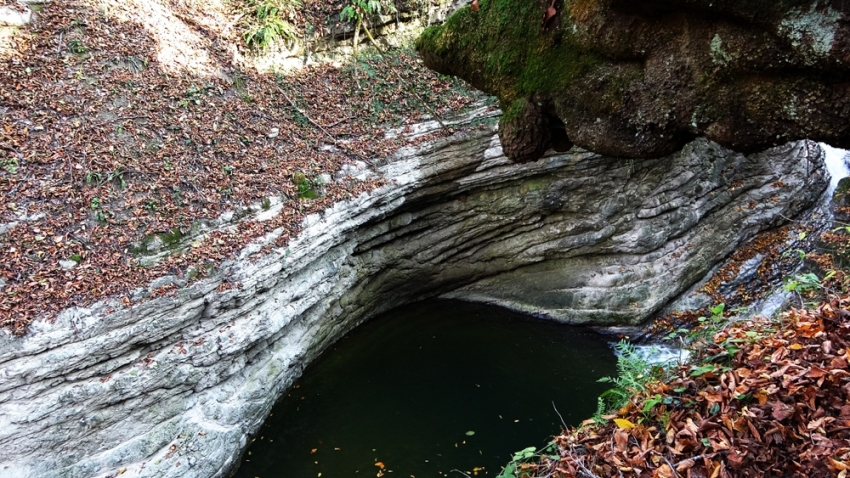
xmin=233 ymin=299 xmax=616 ymax=478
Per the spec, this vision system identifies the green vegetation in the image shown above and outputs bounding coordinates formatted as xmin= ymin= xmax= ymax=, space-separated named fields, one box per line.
xmin=292 ymin=171 xmax=320 ymax=199
xmin=416 ymin=0 xmax=619 ymax=112
xmin=67 ymin=39 xmax=87 ymax=54
xmin=340 ymin=0 xmax=397 ymax=56
xmin=0 ymin=157 xmax=19 ymax=174
xmin=595 ymin=340 xmax=658 ymax=420
xmin=495 ymin=443 xmax=561 ymax=478
xmin=240 ymin=0 xmax=300 ymax=50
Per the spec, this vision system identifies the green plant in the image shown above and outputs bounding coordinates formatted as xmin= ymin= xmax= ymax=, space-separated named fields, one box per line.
xmin=293 ymin=171 xmax=319 ymax=199
xmin=782 ymin=272 xmax=827 ymax=295
xmin=107 ymin=169 xmax=126 ymax=189
xmin=67 ymin=39 xmax=87 ymax=54
xmin=666 ymin=303 xmax=726 ymax=344
xmin=340 ymin=0 xmax=396 ymax=56
xmin=85 ymin=169 xmax=126 ymax=189
xmin=241 ymin=0 xmax=300 ymax=50
xmin=496 ymin=443 xmax=560 ymax=478
xmin=1 ymin=157 xmax=19 ymax=174
xmin=595 ymin=340 xmax=655 ymax=419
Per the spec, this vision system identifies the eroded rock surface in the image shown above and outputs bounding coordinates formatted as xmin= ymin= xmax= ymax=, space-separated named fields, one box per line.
xmin=0 ymin=108 xmax=827 ymax=478
xmin=417 ymin=0 xmax=850 ymax=161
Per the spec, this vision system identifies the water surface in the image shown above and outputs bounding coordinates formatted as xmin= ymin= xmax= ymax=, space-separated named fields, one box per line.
xmin=234 ymin=299 xmax=616 ymax=477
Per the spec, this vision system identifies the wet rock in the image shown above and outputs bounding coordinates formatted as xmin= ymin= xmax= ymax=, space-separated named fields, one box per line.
xmin=418 ymin=0 xmax=850 ymax=162
xmin=832 ymin=176 xmax=850 ymax=222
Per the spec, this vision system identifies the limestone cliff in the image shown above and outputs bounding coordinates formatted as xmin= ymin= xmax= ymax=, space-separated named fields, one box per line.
xmin=417 ymin=0 xmax=850 ymax=161
xmin=0 ymin=107 xmax=827 ymax=477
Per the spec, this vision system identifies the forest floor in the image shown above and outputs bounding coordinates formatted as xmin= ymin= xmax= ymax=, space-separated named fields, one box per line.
xmin=504 ymin=243 xmax=850 ymax=478
xmin=0 ymin=0 xmax=485 ymax=335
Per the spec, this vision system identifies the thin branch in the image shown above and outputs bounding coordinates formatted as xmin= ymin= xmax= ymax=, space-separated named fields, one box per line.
xmin=568 ymin=449 xmax=602 ymax=478
xmin=360 ymin=20 xmax=384 ymax=53
xmin=276 ymin=87 xmax=337 ymax=144
xmin=552 ymin=401 xmax=568 ymax=431
xmin=662 ymin=454 xmax=681 ymax=478
xmin=91 ymin=115 xmax=150 ymax=128
xmin=449 ymin=469 xmax=473 ymax=478
xmin=404 ymin=81 xmax=448 ymax=129
xmin=672 ymin=453 xmax=715 ymax=468
xmin=324 ymin=115 xmax=355 ymax=128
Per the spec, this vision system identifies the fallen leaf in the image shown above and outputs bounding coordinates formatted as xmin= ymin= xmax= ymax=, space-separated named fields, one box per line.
xmin=614 ymin=418 xmax=636 ymax=430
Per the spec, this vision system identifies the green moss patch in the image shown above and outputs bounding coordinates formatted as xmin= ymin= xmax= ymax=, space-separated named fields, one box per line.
xmin=417 ymin=0 xmax=608 ymax=105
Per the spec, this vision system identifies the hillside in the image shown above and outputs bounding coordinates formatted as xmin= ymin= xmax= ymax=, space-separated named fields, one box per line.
xmin=0 ymin=0 xmax=482 ymax=334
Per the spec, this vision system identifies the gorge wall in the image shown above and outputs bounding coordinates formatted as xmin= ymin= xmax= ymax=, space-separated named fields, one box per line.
xmin=0 ymin=108 xmax=828 ymax=478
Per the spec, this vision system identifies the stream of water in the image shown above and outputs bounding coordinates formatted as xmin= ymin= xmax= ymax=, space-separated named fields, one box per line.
xmin=233 ymin=299 xmax=617 ymax=478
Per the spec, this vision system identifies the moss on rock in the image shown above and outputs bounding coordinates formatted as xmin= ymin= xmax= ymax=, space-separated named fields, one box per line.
xmin=417 ymin=0 xmax=850 ymax=162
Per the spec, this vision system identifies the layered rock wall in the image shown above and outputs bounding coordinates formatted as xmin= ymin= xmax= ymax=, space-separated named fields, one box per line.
xmin=0 ymin=109 xmax=827 ymax=478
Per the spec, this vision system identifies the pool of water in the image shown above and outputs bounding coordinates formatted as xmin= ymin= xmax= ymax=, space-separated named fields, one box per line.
xmin=233 ymin=299 xmax=617 ymax=478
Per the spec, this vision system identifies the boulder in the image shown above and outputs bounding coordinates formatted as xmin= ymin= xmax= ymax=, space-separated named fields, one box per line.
xmin=417 ymin=0 xmax=850 ymax=161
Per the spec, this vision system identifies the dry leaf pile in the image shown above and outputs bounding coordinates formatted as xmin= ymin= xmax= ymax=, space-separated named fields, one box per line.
xmin=0 ymin=0 xmax=482 ymax=335
xmin=527 ymin=297 xmax=850 ymax=478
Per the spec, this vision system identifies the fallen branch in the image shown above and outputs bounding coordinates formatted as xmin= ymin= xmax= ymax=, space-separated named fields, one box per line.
xmin=568 ymin=449 xmax=601 ymax=478
xmin=276 ymin=87 xmax=336 ymax=144
xmin=661 ymin=454 xmax=681 ymax=478
xmin=324 ymin=115 xmax=355 ymax=128
xmin=91 ymin=115 xmax=150 ymax=128
xmin=358 ymin=21 xmax=448 ymax=130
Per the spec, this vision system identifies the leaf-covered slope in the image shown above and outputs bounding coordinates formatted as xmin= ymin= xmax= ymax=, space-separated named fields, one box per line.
xmin=0 ymin=0 xmax=482 ymax=335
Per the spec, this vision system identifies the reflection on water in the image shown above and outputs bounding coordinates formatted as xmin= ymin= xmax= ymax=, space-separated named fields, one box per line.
xmin=233 ymin=299 xmax=617 ymax=478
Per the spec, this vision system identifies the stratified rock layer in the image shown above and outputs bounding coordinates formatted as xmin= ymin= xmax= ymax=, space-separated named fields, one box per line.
xmin=417 ymin=0 xmax=850 ymax=161
xmin=0 ymin=108 xmax=827 ymax=478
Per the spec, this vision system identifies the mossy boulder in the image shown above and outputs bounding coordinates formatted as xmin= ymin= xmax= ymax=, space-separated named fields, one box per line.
xmin=417 ymin=0 xmax=850 ymax=161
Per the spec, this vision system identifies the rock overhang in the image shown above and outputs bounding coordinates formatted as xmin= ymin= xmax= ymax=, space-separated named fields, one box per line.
xmin=416 ymin=0 xmax=850 ymax=162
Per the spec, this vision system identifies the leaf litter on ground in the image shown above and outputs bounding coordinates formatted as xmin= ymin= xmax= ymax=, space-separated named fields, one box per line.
xmin=515 ymin=289 xmax=850 ymax=478
xmin=0 ymin=0 xmax=487 ymax=335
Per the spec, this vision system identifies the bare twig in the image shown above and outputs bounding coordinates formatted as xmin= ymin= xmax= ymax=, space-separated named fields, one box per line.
xmin=672 ymin=453 xmax=715 ymax=468
xmin=91 ymin=115 xmax=150 ymax=129
xmin=360 ymin=20 xmax=384 ymax=54
xmin=449 ymin=469 xmax=473 ymax=478
xmin=277 ymin=87 xmax=336 ymax=144
xmin=552 ymin=401 xmax=568 ymax=431
xmin=568 ymin=449 xmax=602 ymax=478
xmin=324 ymin=115 xmax=355 ymax=128
xmin=662 ymin=454 xmax=681 ymax=478
xmin=405 ymin=82 xmax=448 ymax=129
